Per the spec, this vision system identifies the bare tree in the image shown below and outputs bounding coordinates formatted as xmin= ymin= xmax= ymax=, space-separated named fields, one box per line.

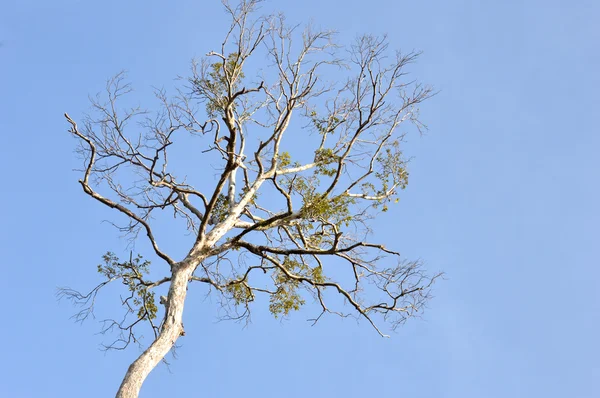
xmin=61 ymin=1 xmax=440 ymax=396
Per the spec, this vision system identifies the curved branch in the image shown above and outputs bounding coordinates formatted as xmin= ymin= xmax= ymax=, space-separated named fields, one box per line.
xmin=65 ymin=114 xmax=175 ymax=267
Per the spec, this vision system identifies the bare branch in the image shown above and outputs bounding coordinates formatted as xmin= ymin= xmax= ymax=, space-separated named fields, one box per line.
xmin=63 ymin=3 xmax=437 ymax=395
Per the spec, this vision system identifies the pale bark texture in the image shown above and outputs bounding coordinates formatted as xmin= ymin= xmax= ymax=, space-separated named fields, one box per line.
xmin=116 ymin=264 xmax=194 ymax=397
xmin=60 ymin=1 xmax=441 ymax=397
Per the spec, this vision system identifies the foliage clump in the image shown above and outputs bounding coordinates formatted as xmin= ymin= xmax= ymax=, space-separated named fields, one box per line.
xmin=314 ymin=148 xmax=340 ymax=177
xmin=211 ymin=194 xmax=230 ymax=223
xmin=193 ymin=52 xmax=245 ymax=117
xmin=98 ymin=252 xmax=158 ymax=321
xmin=300 ymin=194 xmax=355 ymax=228
xmin=225 ymin=281 xmax=255 ymax=306
xmin=269 ymin=257 xmax=324 ymax=317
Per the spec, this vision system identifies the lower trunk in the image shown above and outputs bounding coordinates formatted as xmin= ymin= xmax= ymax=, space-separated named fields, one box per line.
xmin=116 ymin=264 xmax=194 ymax=397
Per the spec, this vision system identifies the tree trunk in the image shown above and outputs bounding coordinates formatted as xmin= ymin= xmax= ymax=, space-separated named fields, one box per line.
xmin=116 ymin=263 xmax=195 ymax=397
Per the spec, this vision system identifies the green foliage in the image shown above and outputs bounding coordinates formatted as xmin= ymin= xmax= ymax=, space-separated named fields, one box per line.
xmin=196 ymin=53 xmax=245 ymax=117
xmin=269 ymin=286 xmax=304 ymax=317
xmin=314 ymin=148 xmax=340 ymax=177
xmin=282 ymin=172 xmax=317 ymax=199
xmin=309 ymin=111 xmax=342 ymax=135
xmin=300 ymin=193 xmax=355 ymax=228
xmin=278 ymin=154 xmax=355 ymax=229
xmin=269 ymin=257 xmax=324 ymax=318
xmin=225 ymin=282 xmax=254 ymax=305
xmin=361 ymin=139 xmax=409 ymax=211
xmin=98 ymin=252 xmax=158 ymax=321
xmin=310 ymin=265 xmax=325 ymax=284
xmin=277 ymin=151 xmax=291 ymax=168
xmin=375 ymin=140 xmax=409 ymax=193
xmin=211 ymin=194 xmax=230 ymax=223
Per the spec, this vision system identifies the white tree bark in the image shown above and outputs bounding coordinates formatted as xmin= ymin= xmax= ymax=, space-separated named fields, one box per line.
xmin=116 ymin=261 xmax=197 ymax=397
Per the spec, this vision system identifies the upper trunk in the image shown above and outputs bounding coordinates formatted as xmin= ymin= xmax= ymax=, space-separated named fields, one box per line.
xmin=115 ymin=262 xmax=195 ymax=398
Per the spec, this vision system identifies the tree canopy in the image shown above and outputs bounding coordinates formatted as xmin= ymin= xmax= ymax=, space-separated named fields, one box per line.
xmin=61 ymin=1 xmax=440 ymax=396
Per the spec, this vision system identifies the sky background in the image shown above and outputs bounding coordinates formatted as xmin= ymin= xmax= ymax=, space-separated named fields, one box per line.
xmin=1 ymin=0 xmax=599 ymax=397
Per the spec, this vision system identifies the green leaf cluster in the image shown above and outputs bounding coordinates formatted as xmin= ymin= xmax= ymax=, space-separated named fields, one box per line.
xmin=211 ymin=194 xmax=230 ymax=223
xmin=225 ymin=282 xmax=254 ymax=305
xmin=282 ymin=172 xmax=317 ymax=198
xmin=269 ymin=286 xmax=304 ymax=318
xmin=309 ymin=111 xmax=342 ymax=135
xmin=197 ymin=53 xmax=244 ymax=117
xmin=280 ymin=161 xmax=355 ymax=229
xmin=276 ymin=151 xmax=292 ymax=168
xmin=363 ymin=140 xmax=409 ymax=211
xmin=300 ymin=193 xmax=355 ymax=228
xmin=269 ymin=257 xmax=320 ymax=317
xmin=314 ymin=148 xmax=340 ymax=177
xmin=375 ymin=141 xmax=409 ymax=192
xmin=97 ymin=252 xmax=158 ymax=321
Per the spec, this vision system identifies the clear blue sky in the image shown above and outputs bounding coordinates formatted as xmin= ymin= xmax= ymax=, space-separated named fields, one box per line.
xmin=1 ymin=0 xmax=598 ymax=396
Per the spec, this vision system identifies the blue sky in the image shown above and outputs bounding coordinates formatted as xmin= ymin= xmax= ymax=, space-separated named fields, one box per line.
xmin=1 ymin=0 xmax=599 ymax=396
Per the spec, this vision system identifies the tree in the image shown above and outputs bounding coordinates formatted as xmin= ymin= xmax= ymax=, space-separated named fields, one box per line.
xmin=61 ymin=1 xmax=440 ymax=396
